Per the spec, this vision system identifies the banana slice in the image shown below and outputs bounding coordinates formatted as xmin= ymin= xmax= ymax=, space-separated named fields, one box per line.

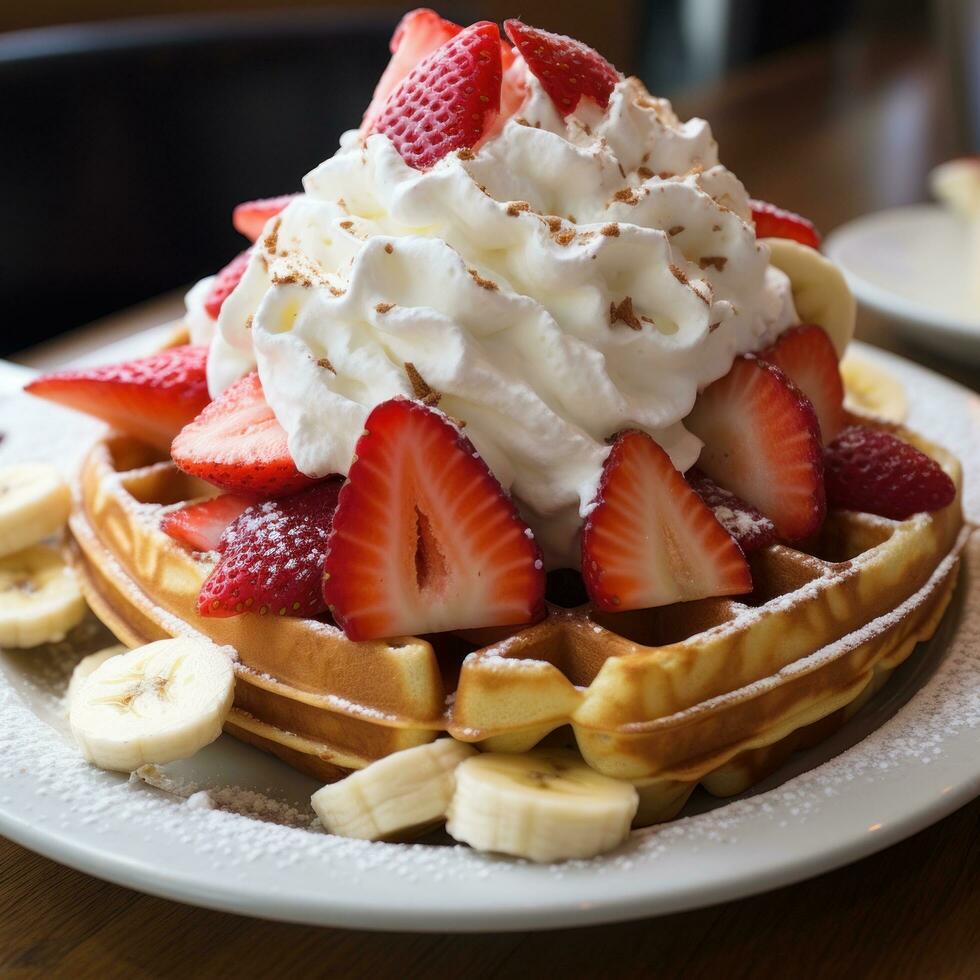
xmin=764 ymin=237 xmax=856 ymax=357
xmin=311 ymin=738 xmax=476 ymax=841
xmin=840 ymin=353 xmax=908 ymax=423
xmin=66 ymin=644 xmax=127 ymax=710
xmin=446 ymin=748 xmax=639 ymax=862
xmin=69 ymin=637 xmax=234 ymax=772
xmin=0 ymin=464 xmax=71 ymax=558
xmin=0 ymin=544 xmax=86 ymax=648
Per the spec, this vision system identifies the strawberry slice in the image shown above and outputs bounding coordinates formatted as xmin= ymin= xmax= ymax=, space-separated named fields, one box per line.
xmin=687 ymin=469 xmax=777 ymax=553
xmin=368 ymin=21 xmax=503 ymax=170
xmin=25 ymin=345 xmax=210 ymax=454
xmin=758 ymin=324 xmax=845 ymax=442
xmin=203 ymin=250 xmax=250 ymax=320
xmin=171 ymin=372 xmax=313 ymax=496
xmin=503 ymin=19 xmax=620 ymax=116
xmin=361 ymin=8 xmax=462 ymax=132
xmin=232 ymin=194 xmax=299 ymax=243
xmin=161 ymin=493 xmax=256 ymax=553
xmin=686 ymin=356 xmax=826 ymax=541
xmin=322 ymin=399 xmax=545 ymax=641
xmin=750 ymin=200 xmax=821 ymax=248
xmin=824 ymin=425 xmax=955 ymax=520
xmin=581 ymin=431 xmax=751 ymax=612
xmin=198 ymin=480 xmax=342 ymax=618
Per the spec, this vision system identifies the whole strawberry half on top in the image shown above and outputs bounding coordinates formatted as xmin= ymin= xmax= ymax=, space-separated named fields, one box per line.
xmin=25 ymin=345 xmax=210 ymax=454
xmin=322 ymin=398 xmax=546 ymax=641
xmin=198 ymin=479 xmax=342 ymax=618
xmin=367 ymin=20 xmax=503 ymax=169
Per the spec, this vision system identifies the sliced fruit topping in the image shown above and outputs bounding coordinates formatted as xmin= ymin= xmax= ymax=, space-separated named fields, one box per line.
xmin=161 ymin=493 xmax=256 ymax=553
xmin=687 ymin=469 xmax=777 ymax=554
xmin=203 ymin=250 xmax=250 ymax=320
xmin=232 ymin=194 xmax=299 ymax=242
xmin=503 ymin=19 xmax=620 ymax=116
xmin=198 ymin=480 xmax=342 ymax=618
xmin=750 ymin=199 xmax=821 ymax=248
xmin=361 ymin=8 xmax=462 ymax=132
xmin=686 ymin=356 xmax=826 ymax=541
xmin=758 ymin=323 xmax=846 ymax=442
xmin=0 ymin=463 xmax=71 ymax=559
xmin=581 ymin=431 xmax=751 ymax=612
xmin=323 ymin=398 xmax=545 ymax=641
xmin=69 ymin=637 xmax=234 ymax=772
xmin=824 ymin=425 xmax=955 ymax=520
xmin=311 ymin=739 xmax=476 ymax=842
xmin=25 ymin=345 xmax=210 ymax=454
xmin=171 ymin=372 xmax=313 ymax=496
xmin=367 ymin=21 xmax=503 ymax=170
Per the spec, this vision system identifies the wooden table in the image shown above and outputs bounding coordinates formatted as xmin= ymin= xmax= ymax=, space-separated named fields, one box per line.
xmin=3 ymin=35 xmax=979 ymax=980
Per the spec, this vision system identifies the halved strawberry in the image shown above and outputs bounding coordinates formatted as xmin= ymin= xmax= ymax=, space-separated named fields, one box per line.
xmin=686 ymin=356 xmax=826 ymax=541
xmin=171 ymin=372 xmax=313 ymax=496
xmin=161 ymin=493 xmax=256 ymax=553
xmin=198 ymin=480 xmax=342 ymax=618
xmin=322 ymin=398 xmax=545 ymax=641
xmin=750 ymin=200 xmax=821 ymax=248
xmin=25 ymin=345 xmax=210 ymax=453
xmin=503 ymin=20 xmax=620 ymax=116
xmin=361 ymin=8 xmax=462 ymax=132
xmin=581 ymin=431 xmax=751 ymax=612
xmin=368 ymin=21 xmax=503 ymax=170
xmin=824 ymin=425 xmax=955 ymax=520
xmin=204 ymin=250 xmax=250 ymax=320
xmin=687 ymin=469 xmax=777 ymax=553
xmin=758 ymin=324 xmax=845 ymax=442
xmin=232 ymin=194 xmax=299 ymax=243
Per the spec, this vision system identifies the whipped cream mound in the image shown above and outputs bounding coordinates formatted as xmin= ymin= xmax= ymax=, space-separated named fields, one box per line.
xmin=190 ymin=69 xmax=798 ymax=567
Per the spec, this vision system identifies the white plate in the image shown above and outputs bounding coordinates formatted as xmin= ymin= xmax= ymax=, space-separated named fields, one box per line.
xmin=824 ymin=205 xmax=980 ymax=362
xmin=0 ymin=342 xmax=978 ymax=932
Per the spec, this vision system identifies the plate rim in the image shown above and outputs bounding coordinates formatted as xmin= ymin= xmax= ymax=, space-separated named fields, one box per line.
xmin=0 ymin=339 xmax=978 ymax=932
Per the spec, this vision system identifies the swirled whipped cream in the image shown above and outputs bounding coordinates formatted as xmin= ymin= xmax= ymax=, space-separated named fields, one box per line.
xmin=187 ymin=71 xmax=798 ymax=567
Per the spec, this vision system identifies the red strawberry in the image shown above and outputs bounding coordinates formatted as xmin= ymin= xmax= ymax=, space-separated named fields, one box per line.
xmin=204 ymin=250 xmax=250 ymax=320
xmin=758 ymin=324 xmax=845 ymax=442
xmin=824 ymin=425 xmax=955 ymax=520
xmin=171 ymin=372 xmax=313 ymax=496
xmin=581 ymin=431 xmax=751 ymax=612
xmin=361 ymin=8 xmax=462 ymax=132
xmin=686 ymin=356 xmax=826 ymax=541
xmin=750 ymin=200 xmax=821 ymax=248
xmin=232 ymin=194 xmax=299 ymax=242
xmin=368 ymin=22 xmax=503 ymax=170
xmin=322 ymin=399 xmax=545 ymax=641
xmin=161 ymin=493 xmax=256 ymax=553
xmin=198 ymin=480 xmax=341 ymax=618
xmin=503 ymin=20 xmax=620 ymax=116
xmin=687 ymin=469 xmax=777 ymax=553
xmin=25 ymin=345 xmax=210 ymax=454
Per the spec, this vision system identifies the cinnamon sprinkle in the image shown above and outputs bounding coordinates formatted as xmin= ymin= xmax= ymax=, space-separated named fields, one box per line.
xmin=609 ymin=297 xmax=642 ymax=331
xmin=263 ymin=217 xmax=282 ymax=254
xmin=600 ymin=223 xmax=620 ymax=237
xmin=637 ymin=166 xmax=654 ymax=179
xmin=384 ymin=243 xmax=394 ymax=254
xmin=699 ymin=256 xmax=727 ymax=271
xmin=555 ymin=229 xmax=575 ymax=246
xmin=375 ymin=302 xmax=394 ymax=314
xmin=244 ymin=315 xmax=254 ymax=330
xmin=506 ymin=201 xmax=531 ymax=216
xmin=667 ymin=225 xmax=685 ymax=236
xmin=404 ymin=362 xmax=441 ymax=406
xmin=339 ymin=220 xmax=354 ymax=230
xmin=468 ymin=268 xmax=498 ymax=291
xmin=670 ymin=264 xmax=689 ymax=285
xmin=613 ymin=188 xmax=638 ymax=205
xmin=317 ymin=357 xmax=335 ymax=373
xmin=457 ymin=148 xmax=475 ymax=160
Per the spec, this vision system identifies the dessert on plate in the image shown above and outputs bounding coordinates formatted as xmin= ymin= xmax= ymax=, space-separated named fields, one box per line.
xmin=19 ymin=10 xmax=967 ymax=861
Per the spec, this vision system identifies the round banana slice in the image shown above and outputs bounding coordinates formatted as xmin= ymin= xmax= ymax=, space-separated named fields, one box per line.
xmin=66 ymin=644 xmax=127 ymax=710
xmin=764 ymin=237 xmax=856 ymax=357
xmin=0 ymin=463 xmax=71 ymax=558
xmin=311 ymin=738 xmax=476 ymax=841
xmin=69 ymin=637 xmax=234 ymax=772
xmin=0 ymin=544 xmax=86 ymax=648
xmin=840 ymin=353 xmax=908 ymax=423
xmin=446 ymin=748 xmax=639 ymax=863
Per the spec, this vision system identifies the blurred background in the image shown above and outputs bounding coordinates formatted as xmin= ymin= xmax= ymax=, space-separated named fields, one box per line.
xmin=0 ymin=0 xmax=977 ymax=357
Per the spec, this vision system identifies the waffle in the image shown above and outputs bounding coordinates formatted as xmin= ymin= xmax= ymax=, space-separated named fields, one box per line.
xmin=67 ymin=386 xmax=967 ymax=823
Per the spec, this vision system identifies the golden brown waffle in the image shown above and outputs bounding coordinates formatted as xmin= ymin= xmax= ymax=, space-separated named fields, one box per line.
xmin=67 ymin=406 xmax=967 ymax=823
